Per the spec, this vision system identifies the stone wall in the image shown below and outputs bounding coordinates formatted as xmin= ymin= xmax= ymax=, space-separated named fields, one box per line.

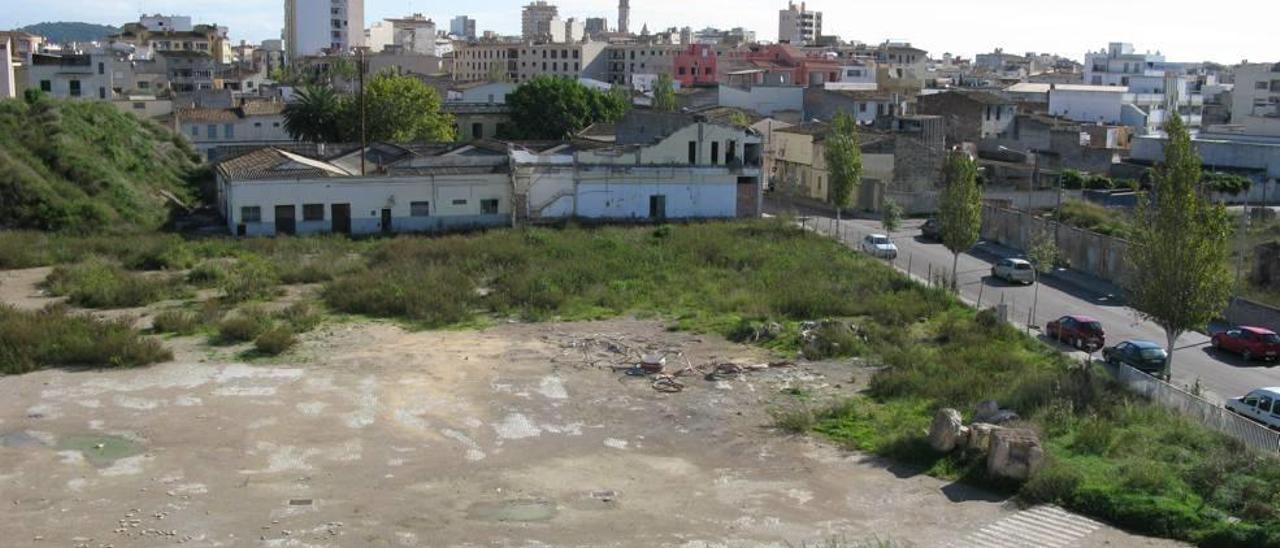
xmin=980 ymin=204 xmax=1130 ymax=281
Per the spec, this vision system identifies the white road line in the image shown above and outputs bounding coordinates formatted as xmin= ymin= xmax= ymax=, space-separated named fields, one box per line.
xmin=946 ymin=506 xmax=1101 ymax=548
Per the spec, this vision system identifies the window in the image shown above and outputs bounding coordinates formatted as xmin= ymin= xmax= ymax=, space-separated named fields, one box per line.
xmin=207 ymin=125 xmax=217 ymax=139
xmin=254 ymin=122 xmax=262 ymax=128
xmin=69 ymin=80 xmax=81 ymax=97
xmin=224 ymin=124 xmax=235 ymax=139
xmin=1257 ymin=81 xmax=1270 ymax=90
xmin=688 ymin=141 xmax=697 ymax=164
xmin=452 ymin=199 xmax=467 ymax=206
xmin=410 ymin=201 xmax=430 ymax=217
xmin=98 ymin=62 xmax=105 ymax=75
xmin=40 ymin=80 xmax=51 ymax=92
xmin=133 ymin=102 xmax=145 ymax=110
xmin=480 ymin=199 xmax=499 ymax=215
xmin=472 ymin=123 xmax=483 ymax=139
xmin=303 ymin=204 xmax=324 ymax=221
xmin=98 ymin=87 xmax=106 ymax=99
xmin=190 ymin=126 xmax=199 ymax=137
xmin=711 ymin=141 xmax=720 ymax=164
xmin=241 ymin=206 xmax=261 ymax=223
xmin=859 ymin=103 xmax=867 ymax=112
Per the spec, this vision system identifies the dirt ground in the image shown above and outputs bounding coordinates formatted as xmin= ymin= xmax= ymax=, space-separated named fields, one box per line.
xmin=0 ymin=267 xmax=1183 ymax=547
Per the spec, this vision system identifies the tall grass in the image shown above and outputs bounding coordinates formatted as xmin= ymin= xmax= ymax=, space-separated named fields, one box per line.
xmin=43 ymin=258 xmax=189 ymax=309
xmin=0 ymin=304 xmax=171 ymax=374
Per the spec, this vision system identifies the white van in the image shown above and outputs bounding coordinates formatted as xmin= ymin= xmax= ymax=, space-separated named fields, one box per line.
xmin=1225 ymin=387 xmax=1280 ymax=429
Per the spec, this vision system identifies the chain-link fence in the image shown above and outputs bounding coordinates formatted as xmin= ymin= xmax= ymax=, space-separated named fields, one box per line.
xmin=1115 ymin=364 xmax=1280 ymax=455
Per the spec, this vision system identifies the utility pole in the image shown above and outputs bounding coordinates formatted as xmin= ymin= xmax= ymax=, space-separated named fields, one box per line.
xmin=355 ymin=48 xmax=366 ymax=175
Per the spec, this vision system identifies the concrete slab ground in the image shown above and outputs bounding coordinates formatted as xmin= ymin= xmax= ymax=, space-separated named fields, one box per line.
xmin=0 ymin=319 xmax=1183 ymax=547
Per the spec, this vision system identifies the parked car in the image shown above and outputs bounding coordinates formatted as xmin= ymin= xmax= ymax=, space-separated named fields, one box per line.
xmin=1225 ymin=387 xmax=1280 ymax=430
xmin=920 ymin=218 xmax=941 ymax=240
xmin=1046 ymin=315 xmax=1105 ymax=351
xmin=991 ymin=258 xmax=1035 ymax=284
xmin=1103 ymin=340 xmax=1169 ymax=378
xmin=861 ymin=234 xmax=898 ymax=259
xmin=1211 ymin=326 xmax=1280 ymax=362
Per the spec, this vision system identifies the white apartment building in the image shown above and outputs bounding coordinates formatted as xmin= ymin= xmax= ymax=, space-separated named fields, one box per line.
xmin=453 ymin=41 xmax=607 ymax=83
xmin=139 ymin=15 xmax=193 ymax=33
xmin=367 ymin=14 xmax=437 ymax=54
xmin=521 ymin=1 xmax=559 ymax=41
xmin=285 ymin=0 xmax=365 ymax=61
xmin=778 ymin=1 xmax=821 ymax=45
xmin=27 ymin=51 xmax=126 ymax=100
xmin=179 ymin=101 xmax=293 ymax=160
xmin=1229 ymin=63 xmax=1280 ymax=137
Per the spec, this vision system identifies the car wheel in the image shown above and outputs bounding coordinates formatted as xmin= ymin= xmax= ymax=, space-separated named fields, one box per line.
xmin=1243 ymin=350 xmax=1254 ymax=362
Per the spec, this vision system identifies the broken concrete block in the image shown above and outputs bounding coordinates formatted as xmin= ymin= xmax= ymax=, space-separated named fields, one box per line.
xmin=928 ymin=408 xmax=965 ymax=453
xmin=987 ymin=428 xmax=1045 ymax=481
xmin=966 ymin=423 xmax=1000 ymax=452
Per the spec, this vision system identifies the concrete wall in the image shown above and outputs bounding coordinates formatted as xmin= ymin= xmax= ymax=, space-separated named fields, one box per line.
xmin=718 ymin=85 xmax=803 ymax=117
xmin=1049 ymin=89 xmax=1127 ymax=124
xmin=980 ymin=204 xmax=1130 ymax=282
xmin=1132 ymin=133 xmax=1280 ymax=179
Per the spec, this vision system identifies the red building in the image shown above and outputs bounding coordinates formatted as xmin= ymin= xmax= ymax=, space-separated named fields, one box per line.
xmin=673 ymin=44 xmax=719 ymax=87
xmin=723 ymin=44 xmax=841 ymax=87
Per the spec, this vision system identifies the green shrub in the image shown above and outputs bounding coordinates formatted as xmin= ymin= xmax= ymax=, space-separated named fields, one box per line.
xmin=1084 ymin=174 xmax=1114 ymax=190
xmin=1060 ymin=170 xmax=1085 ymax=189
xmin=1053 ymin=200 xmax=1132 ymax=239
xmin=1021 ymin=460 xmax=1084 ymax=504
xmin=43 ymin=258 xmax=187 ymax=309
xmin=802 ymin=320 xmax=868 ymax=360
xmin=186 ymin=260 xmax=230 ymax=287
xmin=274 ymin=252 xmax=366 ymax=284
xmin=253 ymin=326 xmax=297 ymax=356
xmin=1071 ymin=416 xmax=1115 ymax=455
xmin=0 ymin=304 xmax=171 ymax=374
xmin=218 ymin=256 xmax=280 ymax=302
xmin=276 ymin=301 xmax=322 ymax=332
xmin=216 ymin=312 xmax=270 ymax=343
xmin=151 ymin=309 xmax=200 ymax=335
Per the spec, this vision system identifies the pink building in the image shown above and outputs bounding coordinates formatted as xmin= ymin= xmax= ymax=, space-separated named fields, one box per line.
xmin=673 ymin=44 xmax=718 ymax=87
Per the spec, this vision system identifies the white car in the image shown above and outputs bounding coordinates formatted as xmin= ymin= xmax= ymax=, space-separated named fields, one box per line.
xmin=991 ymin=258 xmax=1036 ymax=284
xmin=1226 ymin=387 xmax=1280 ymax=430
xmin=860 ymin=234 xmax=898 ymax=259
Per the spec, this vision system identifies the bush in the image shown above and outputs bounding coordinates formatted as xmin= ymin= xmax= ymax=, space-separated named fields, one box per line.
xmin=216 ymin=312 xmax=270 ymax=343
xmin=218 ymin=256 xmax=280 ymax=303
xmin=253 ymin=326 xmax=297 ymax=356
xmin=276 ymin=301 xmax=322 ymax=332
xmin=186 ymin=260 xmax=230 ymax=287
xmin=1021 ymin=461 xmax=1084 ymax=504
xmin=0 ymin=304 xmax=171 ymax=374
xmin=151 ymin=309 xmax=200 ymax=335
xmin=1060 ymin=170 xmax=1085 ymax=190
xmin=43 ymin=258 xmax=187 ymax=309
xmin=1084 ymin=174 xmax=1114 ymax=190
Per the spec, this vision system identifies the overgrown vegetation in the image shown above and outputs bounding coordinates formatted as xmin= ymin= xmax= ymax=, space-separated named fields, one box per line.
xmin=0 ymin=94 xmax=202 ymax=231
xmin=43 ymin=258 xmax=188 ymax=309
xmin=1 ymin=304 xmax=171 ymax=374
xmin=1049 ymin=200 xmax=1134 ymax=239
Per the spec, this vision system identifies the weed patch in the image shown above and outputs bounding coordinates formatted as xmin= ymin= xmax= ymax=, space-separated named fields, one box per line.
xmin=0 ymin=304 xmax=171 ymax=373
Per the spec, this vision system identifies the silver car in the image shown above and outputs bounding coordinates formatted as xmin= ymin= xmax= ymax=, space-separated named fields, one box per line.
xmin=991 ymin=258 xmax=1036 ymax=284
xmin=860 ymin=234 xmax=898 ymax=259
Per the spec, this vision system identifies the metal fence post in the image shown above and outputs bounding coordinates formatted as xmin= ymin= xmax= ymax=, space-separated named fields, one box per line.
xmin=927 ymin=264 xmax=933 ymax=287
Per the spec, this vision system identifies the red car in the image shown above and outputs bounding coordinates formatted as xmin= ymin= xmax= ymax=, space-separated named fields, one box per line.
xmin=1045 ymin=315 xmax=1106 ymax=351
xmin=1212 ymin=326 xmax=1280 ymax=362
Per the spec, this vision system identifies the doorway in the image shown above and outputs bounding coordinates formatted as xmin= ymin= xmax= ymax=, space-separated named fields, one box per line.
xmin=648 ymin=194 xmax=667 ymax=221
xmin=274 ymin=205 xmax=296 ymax=235
xmin=331 ymin=203 xmax=351 ymax=235
xmin=380 ymin=208 xmax=393 ymax=235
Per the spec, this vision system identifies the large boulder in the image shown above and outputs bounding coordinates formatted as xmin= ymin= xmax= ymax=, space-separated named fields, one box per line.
xmin=928 ymin=408 xmax=967 ymax=453
xmin=966 ymin=422 xmax=1000 ymax=452
xmin=974 ymin=400 xmax=1020 ymax=425
xmin=987 ymin=428 xmax=1045 ymax=481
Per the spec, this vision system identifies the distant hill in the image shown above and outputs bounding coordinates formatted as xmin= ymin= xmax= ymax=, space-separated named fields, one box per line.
xmin=16 ymin=22 xmax=119 ymax=44
xmin=0 ymin=96 xmax=202 ymax=231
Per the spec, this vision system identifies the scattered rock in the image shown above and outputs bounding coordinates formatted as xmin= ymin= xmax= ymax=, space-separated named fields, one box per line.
xmin=974 ymin=400 xmax=1020 ymax=425
xmin=928 ymin=408 xmax=966 ymax=452
xmin=987 ymin=428 xmax=1045 ymax=481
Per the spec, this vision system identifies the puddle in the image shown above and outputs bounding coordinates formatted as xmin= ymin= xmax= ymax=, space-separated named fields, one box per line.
xmin=0 ymin=431 xmax=47 ymax=449
xmin=54 ymin=434 xmax=144 ymax=467
xmin=466 ymin=499 xmax=557 ymax=522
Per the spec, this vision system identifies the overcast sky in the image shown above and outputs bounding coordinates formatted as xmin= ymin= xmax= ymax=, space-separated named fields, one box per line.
xmin=2 ymin=0 xmax=1273 ymax=64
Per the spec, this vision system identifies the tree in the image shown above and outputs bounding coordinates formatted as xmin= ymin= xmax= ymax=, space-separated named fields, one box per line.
xmin=1027 ymin=230 xmax=1061 ymax=330
xmin=1124 ymin=116 xmax=1233 ymax=380
xmin=824 ymin=110 xmax=862 ymax=224
xmin=486 ymin=63 xmax=508 ymax=83
xmin=357 ymin=71 xmax=455 ymax=143
xmin=504 ymin=76 xmax=629 ymax=140
xmin=881 ymin=198 xmax=903 ymax=234
xmin=652 ymin=73 xmax=678 ymax=112
xmin=938 ymin=150 xmax=982 ymax=291
xmin=282 ymin=86 xmax=346 ymax=143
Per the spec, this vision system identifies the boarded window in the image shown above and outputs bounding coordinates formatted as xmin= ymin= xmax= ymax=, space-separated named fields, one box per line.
xmin=241 ymin=206 xmax=261 ymax=223
xmin=480 ymin=199 xmax=499 ymax=215
xmin=410 ymin=201 xmax=431 ymax=217
xmin=688 ymin=141 xmax=697 ymax=164
xmin=452 ymin=199 xmax=467 ymax=206
xmin=303 ymin=204 xmax=324 ymax=221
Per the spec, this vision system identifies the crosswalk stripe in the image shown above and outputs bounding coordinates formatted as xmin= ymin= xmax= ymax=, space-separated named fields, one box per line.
xmin=1003 ymin=513 xmax=1090 ymax=542
xmin=946 ymin=505 xmax=1102 ymax=548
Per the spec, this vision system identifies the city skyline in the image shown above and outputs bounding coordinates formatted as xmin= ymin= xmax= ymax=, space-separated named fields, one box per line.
xmin=0 ymin=0 xmax=1273 ymax=64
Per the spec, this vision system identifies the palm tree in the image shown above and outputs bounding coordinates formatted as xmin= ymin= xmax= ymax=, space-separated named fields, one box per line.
xmin=282 ymin=86 xmax=345 ymax=143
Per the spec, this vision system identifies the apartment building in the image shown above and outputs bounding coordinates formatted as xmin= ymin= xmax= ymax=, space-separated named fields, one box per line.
xmin=27 ymin=51 xmax=125 ymax=100
xmin=450 ymin=16 xmax=477 ymax=40
xmin=778 ymin=2 xmax=821 ymax=45
xmin=108 ymin=20 xmax=232 ymax=63
xmin=178 ymin=100 xmax=292 ymax=160
xmin=286 ymin=0 xmax=365 ymax=61
xmin=521 ymin=1 xmax=559 ymax=40
xmin=0 ymin=31 xmax=45 ymax=64
xmin=1229 ymin=63 xmax=1280 ymax=137
xmin=605 ymin=43 xmax=679 ymax=86
xmin=367 ymin=14 xmax=438 ymax=55
xmin=453 ymin=41 xmax=607 ymax=83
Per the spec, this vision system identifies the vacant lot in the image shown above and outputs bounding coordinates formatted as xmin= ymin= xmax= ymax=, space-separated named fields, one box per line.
xmin=0 ymin=316 xmax=1175 ymax=547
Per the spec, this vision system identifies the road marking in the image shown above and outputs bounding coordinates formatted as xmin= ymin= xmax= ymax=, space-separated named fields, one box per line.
xmin=946 ymin=505 xmax=1102 ymax=548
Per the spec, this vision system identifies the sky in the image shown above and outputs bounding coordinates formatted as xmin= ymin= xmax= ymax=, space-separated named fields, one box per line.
xmin=1 ymin=0 xmax=1274 ymax=64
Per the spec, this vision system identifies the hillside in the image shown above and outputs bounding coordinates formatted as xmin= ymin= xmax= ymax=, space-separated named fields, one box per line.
xmin=0 ymin=95 xmax=202 ymax=232
xmin=17 ymin=22 xmax=119 ymax=43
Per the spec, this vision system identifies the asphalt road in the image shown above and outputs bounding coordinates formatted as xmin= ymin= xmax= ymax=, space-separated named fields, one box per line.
xmin=765 ymin=197 xmax=1280 ymax=404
